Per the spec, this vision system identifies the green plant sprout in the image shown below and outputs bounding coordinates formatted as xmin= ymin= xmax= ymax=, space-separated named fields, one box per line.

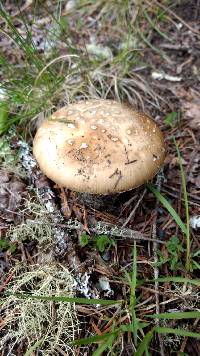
xmin=164 ymin=111 xmax=179 ymax=128
xmin=80 ymin=233 xmax=116 ymax=253
xmin=0 ymin=239 xmax=16 ymax=254
xmin=156 ymin=235 xmax=185 ymax=271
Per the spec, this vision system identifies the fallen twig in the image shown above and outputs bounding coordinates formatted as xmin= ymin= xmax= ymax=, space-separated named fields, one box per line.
xmin=122 ymin=189 xmax=147 ymax=228
xmin=0 ymin=270 xmax=15 ymax=293
xmin=44 ymin=219 xmax=165 ymax=244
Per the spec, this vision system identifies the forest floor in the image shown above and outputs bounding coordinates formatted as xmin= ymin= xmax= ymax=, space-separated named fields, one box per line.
xmin=0 ymin=1 xmax=200 ymax=355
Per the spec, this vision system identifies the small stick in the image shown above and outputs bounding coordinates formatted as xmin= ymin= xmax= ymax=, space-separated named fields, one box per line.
xmin=42 ymin=220 xmax=166 ymax=244
xmin=122 ymin=188 xmax=147 ymax=228
xmin=0 ymin=270 xmax=15 ymax=293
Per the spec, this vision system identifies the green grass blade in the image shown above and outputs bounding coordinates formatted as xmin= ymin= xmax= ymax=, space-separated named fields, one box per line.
xmin=135 ymin=325 xmax=200 ymax=356
xmin=137 ymin=276 xmax=200 ymax=287
xmin=135 ymin=328 xmax=155 ymax=356
xmin=72 ymin=324 xmax=140 ymax=347
xmin=173 ymin=137 xmax=191 ymax=271
xmin=130 ymin=242 xmax=138 ymax=346
xmin=155 ymin=327 xmax=200 ymax=339
xmin=137 ymin=27 xmax=170 ymax=62
xmin=0 ymin=5 xmax=42 ymax=69
xmin=92 ymin=334 xmax=116 ymax=356
xmin=0 ymin=102 xmax=9 ymax=134
xmin=143 ymin=10 xmax=172 ymax=42
xmin=192 ymin=260 xmax=200 ymax=270
xmin=5 ymin=292 xmax=122 ymax=306
xmin=24 ymin=339 xmax=44 ymax=356
xmin=72 ymin=332 xmax=117 ymax=346
xmin=154 ymin=276 xmax=200 ymax=287
xmin=120 ymin=324 xmax=149 ymax=332
xmin=146 ymin=183 xmax=187 ymax=234
xmin=147 ymin=311 xmax=200 ymax=320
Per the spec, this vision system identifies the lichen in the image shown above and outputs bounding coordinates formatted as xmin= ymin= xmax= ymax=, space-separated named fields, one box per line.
xmin=0 ymin=264 xmax=79 ymax=355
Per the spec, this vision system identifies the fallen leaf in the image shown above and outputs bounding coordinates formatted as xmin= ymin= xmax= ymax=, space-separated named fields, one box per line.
xmin=0 ymin=170 xmax=27 ymax=224
xmin=183 ymin=101 xmax=200 ymax=130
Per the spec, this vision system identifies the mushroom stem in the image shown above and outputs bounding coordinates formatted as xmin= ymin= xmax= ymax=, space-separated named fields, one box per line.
xmin=76 ymin=191 xmax=121 ymax=212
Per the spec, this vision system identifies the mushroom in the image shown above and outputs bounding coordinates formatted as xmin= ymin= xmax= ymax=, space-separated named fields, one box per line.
xmin=33 ymin=99 xmax=165 ymax=195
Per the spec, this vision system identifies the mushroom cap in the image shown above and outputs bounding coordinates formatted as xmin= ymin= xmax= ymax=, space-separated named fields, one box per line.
xmin=33 ymin=99 xmax=166 ymax=194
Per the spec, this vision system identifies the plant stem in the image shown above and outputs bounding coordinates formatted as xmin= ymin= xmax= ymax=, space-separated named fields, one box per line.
xmin=173 ymin=137 xmax=190 ymax=271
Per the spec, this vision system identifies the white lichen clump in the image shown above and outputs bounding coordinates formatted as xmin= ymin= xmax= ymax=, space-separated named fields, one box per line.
xmin=190 ymin=215 xmax=200 ymax=229
xmin=8 ymin=199 xmax=53 ymax=246
xmin=0 ymin=264 xmax=79 ymax=355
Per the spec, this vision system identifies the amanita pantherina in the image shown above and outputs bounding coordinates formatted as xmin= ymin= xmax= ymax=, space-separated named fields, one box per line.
xmin=33 ymin=99 xmax=165 ymax=195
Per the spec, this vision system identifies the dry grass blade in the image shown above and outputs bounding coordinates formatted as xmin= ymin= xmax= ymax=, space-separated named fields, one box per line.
xmin=145 ymin=0 xmax=200 ymax=35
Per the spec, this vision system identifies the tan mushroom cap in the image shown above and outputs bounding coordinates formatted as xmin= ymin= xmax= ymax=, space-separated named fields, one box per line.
xmin=33 ymin=99 xmax=166 ymax=194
